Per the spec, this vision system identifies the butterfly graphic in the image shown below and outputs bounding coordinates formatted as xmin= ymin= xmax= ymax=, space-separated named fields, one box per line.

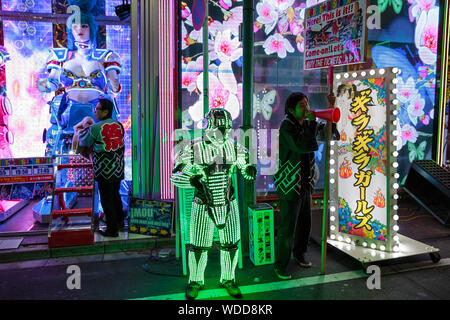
xmin=408 ymin=140 xmax=426 ymax=163
xmin=253 ymin=89 xmax=277 ymax=121
xmin=315 ymin=143 xmax=325 ymax=163
xmin=377 ymin=0 xmax=404 ymax=14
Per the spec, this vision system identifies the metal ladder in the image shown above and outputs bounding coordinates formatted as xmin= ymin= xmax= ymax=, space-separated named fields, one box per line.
xmin=48 ymin=156 xmax=96 ymax=248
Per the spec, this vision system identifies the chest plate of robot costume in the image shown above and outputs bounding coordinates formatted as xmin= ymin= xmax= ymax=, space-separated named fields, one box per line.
xmin=193 ymin=140 xmax=236 ymax=170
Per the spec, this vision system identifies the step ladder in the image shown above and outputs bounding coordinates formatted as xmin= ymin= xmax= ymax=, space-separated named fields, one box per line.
xmin=48 ymin=156 xmax=96 ymax=248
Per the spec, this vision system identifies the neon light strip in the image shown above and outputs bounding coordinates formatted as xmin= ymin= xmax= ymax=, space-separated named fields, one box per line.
xmin=436 ymin=2 xmax=449 ymax=165
xmin=133 ymin=270 xmax=367 ymax=300
xmin=159 ymin=0 xmax=175 ymax=199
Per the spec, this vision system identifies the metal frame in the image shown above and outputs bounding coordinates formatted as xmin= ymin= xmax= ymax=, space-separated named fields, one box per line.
xmin=433 ymin=0 xmax=449 ymax=165
xmin=47 ymin=154 xmax=95 ymax=239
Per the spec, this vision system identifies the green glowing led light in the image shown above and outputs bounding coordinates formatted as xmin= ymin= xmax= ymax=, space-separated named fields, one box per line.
xmin=171 ymin=112 xmax=255 ymax=285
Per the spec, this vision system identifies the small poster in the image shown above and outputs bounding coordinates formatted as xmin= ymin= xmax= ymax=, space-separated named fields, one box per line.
xmin=304 ymin=0 xmax=367 ymax=70
xmin=128 ymin=198 xmax=173 ymax=237
xmin=0 ymin=157 xmax=54 ymax=200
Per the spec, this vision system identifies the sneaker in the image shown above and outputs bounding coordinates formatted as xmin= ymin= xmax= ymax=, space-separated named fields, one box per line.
xmin=274 ymin=268 xmax=292 ymax=280
xmin=186 ymin=282 xmax=202 ymax=300
xmin=221 ymin=280 xmax=242 ymax=298
xmin=294 ymin=255 xmax=312 ymax=268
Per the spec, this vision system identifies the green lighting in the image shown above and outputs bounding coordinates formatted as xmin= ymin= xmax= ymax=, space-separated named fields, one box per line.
xmin=171 ymin=109 xmax=256 ymax=287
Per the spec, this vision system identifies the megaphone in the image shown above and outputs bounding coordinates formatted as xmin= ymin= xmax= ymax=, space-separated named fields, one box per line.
xmin=312 ymin=108 xmax=341 ymax=123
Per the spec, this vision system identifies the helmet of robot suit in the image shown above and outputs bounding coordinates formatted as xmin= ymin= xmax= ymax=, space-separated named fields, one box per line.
xmin=202 ymin=108 xmax=233 ymax=145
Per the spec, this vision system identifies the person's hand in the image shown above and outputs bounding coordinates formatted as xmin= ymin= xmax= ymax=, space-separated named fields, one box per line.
xmin=189 ymin=175 xmax=204 ymax=190
xmin=305 ymin=110 xmax=316 ymax=121
xmin=245 ymin=165 xmax=257 ymax=180
xmin=82 ymin=116 xmax=94 ymax=128
xmin=37 ymin=79 xmax=51 ymax=93
xmin=327 ymin=92 xmax=336 ymax=108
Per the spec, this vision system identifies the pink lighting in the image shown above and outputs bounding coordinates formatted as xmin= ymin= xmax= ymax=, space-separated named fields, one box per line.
xmin=159 ymin=0 xmax=176 ymax=200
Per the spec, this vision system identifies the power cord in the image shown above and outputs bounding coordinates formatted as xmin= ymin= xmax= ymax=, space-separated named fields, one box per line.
xmin=141 ymin=248 xmax=185 ymax=278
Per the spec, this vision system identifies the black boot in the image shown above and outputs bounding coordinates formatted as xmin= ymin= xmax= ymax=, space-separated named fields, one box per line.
xmin=185 ymin=282 xmax=202 ymax=300
xmin=221 ymin=280 xmax=242 ymax=298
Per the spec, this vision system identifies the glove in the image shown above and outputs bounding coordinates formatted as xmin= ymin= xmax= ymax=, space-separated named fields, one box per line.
xmin=245 ymin=165 xmax=257 ymax=179
xmin=189 ymin=175 xmax=204 ymax=190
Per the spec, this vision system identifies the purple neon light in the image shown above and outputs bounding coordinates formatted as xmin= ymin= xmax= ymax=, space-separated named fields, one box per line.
xmin=159 ymin=0 xmax=175 ymax=200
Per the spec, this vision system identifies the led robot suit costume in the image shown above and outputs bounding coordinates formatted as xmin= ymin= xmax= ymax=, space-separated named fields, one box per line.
xmin=171 ymin=109 xmax=256 ymax=288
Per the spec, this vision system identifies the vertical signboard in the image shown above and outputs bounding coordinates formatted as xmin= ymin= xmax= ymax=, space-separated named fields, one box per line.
xmin=304 ymin=0 xmax=367 ymax=70
xmin=329 ymin=68 xmax=402 ymax=252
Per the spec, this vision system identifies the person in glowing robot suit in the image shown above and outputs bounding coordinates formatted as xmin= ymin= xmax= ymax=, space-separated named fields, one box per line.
xmin=171 ymin=108 xmax=256 ymax=300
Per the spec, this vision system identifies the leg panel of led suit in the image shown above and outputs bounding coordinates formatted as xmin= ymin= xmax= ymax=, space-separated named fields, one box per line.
xmin=188 ymin=197 xmax=240 ymax=285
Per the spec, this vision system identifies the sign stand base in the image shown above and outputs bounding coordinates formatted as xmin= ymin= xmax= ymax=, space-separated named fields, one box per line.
xmin=327 ymin=234 xmax=441 ymax=269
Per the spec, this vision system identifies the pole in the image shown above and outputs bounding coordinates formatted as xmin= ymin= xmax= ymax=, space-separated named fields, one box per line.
xmin=203 ymin=1 xmax=209 ymax=116
xmin=239 ymin=0 xmax=255 ymax=259
xmin=320 ymin=66 xmax=334 ymax=275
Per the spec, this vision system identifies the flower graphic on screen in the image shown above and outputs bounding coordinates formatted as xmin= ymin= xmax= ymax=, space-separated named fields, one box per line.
xmin=408 ymin=0 xmax=435 ymax=22
xmin=214 ymin=29 xmax=242 ymax=63
xmin=400 ymin=123 xmax=419 ymax=147
xmin=223 ymin=6 xmax=243 ymax=36
xmin=182 ymin=60 xmax=201 ymax=93
xmin=407 ymin=96 xmax=425 ymax=125
xmin=414 ymin=6 xmax=439 ymax=66
xmin=181 ymin=1 xmax=191 ymax=19
xmin=274 ymin=0 xmax=296 ymax=12
xmin=396 ymin=77 xmax=419 ymax=103
xmin=219 ymin=0 xmax=233 ymax=10
xmin=263 ymin=33 xmax=294 ymax=58
xmin=189 ymin=72 xmax=240 ymax=126
xmin=256 ymin=0 xmax=279 ymax=34
xmin=255 ymin=0 xmax=305 ymax=55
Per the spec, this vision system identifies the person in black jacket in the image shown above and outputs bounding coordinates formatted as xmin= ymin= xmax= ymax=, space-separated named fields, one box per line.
xmin=274 ymin=92 xmax=339 ymax=280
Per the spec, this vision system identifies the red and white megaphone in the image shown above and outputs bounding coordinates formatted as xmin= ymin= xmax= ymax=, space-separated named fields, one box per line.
xmin=312 ymin=107 xmax=341 ymax=123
